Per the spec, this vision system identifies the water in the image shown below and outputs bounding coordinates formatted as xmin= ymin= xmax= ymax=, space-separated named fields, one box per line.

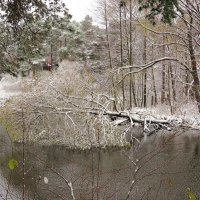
xmin=0 ymin=127 xmax=200 ymax=200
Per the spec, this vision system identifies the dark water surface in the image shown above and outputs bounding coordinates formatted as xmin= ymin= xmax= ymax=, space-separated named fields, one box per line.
xmin=0 ymin=128 xmax=200 ymax=200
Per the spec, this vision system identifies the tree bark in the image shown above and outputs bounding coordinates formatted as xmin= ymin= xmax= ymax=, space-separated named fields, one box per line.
xmin=151 ymin=45 xmax=158 ymax=105
xmin=143 ymin=28 xmax=147 ymax=107
xmin=104 ymin=0 xmax=118 ymax=111
xmin=129 ymin=0 xmax=137 ymax=108
xmin=119 ymin=2 xmax=125 ymax=110
xmin=161 ymin=35 xmax=166 ymax=104
xmin=187 ymin=13 xmax=200 ymax=112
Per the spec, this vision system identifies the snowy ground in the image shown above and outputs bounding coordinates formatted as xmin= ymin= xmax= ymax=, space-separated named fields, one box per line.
xmin=131 ymin=105 xmax=200 ymax=130
xmin=0 ymin=74 xmax=22 ymax=105
xmin=0 ymin=72 xmax=200 ymax=131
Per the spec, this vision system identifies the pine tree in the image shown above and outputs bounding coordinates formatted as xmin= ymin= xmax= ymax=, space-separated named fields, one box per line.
xmin=138 ymin=0 xmax=181 ymax=24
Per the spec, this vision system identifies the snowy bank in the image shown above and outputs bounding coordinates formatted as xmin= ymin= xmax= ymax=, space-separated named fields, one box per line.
xmin=129 ymin=106 xmax=200 ymax=130
xmin=0 ymin=63 xmax=200 ymax=149
xmin=0 ymin=74 xmax=22 ymax=105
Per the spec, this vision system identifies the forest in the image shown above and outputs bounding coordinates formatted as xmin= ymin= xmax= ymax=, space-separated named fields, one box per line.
xmin=0 ymin=0 xmax=200 ymax=199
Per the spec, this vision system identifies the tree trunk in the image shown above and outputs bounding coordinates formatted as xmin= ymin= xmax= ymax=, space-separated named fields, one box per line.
xmin=151 ymin=44 xmax=157 ymax=105
xmin=143 ymin=28 xmax=147 ymax=107
xmin=188 ymin=25 xmax=200 ymax=112
xmin=104 ymin=0 xmax=117 ymax=111
xmin=184 ymin=1 xmax=200 ymax=112
xmin=161 ymin=35 xmax=166 ymax=104
xmin=167 ymin=65 xmax=173 ymax=114
xmin=123 ymin=6 xmax=129 ymax=64
xmin=119 ymin=3 xmax=125 ymax=110
xmin=129 ymin=0 xmax=137 ymax=108
xmin=169 ymin=63 xmax=176 ymax=102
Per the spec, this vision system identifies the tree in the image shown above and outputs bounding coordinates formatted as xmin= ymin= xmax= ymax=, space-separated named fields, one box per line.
xmin=0 ymin=0 xmax=70 ymax=30
xmin=80 ymin=15 xmax=101 ymax=61
xmin=0 ymin=1 xmax=72 ymax=76
xmin=59 ymin=21 xmax=85 ymax=61
xmin=138 ymin=0 xmax=181 ymax=24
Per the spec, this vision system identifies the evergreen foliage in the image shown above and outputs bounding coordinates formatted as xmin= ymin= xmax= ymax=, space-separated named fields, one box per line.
xmin=0 ymin=2 xmax=72 ymax=75
xmin=0 ymin=0 xmax=71 ymax=30
xmin=138 ymin=0 xmax=180 ymax=24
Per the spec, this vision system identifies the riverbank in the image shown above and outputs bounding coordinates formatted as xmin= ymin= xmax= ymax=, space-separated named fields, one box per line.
xmin=0 ymin=101 xmax=198 ymax=150
xmin=0 ymin=62 xmax=200 ymax=149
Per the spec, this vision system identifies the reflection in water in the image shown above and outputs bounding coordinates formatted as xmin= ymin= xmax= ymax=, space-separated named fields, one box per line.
xmin=184 ymin=135 xmax=190 ymax=153
xmin=0 ymin=129 xmax=200 ymax=199
xmin=194 ymin=143 xmax=199 ymax=157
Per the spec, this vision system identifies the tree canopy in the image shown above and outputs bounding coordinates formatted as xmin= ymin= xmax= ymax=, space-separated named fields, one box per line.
xmin=138 ymin=0 xmax=180 ymax=24
xmin=0 ymin=0 xmax=73 ymax=75
xmin=0 ymin=0 xmax=71 ymax=29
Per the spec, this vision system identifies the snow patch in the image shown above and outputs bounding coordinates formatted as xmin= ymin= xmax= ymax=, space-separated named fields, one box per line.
xmin=0 ymin=74 xmax=21 ymax=105
xmin=130 ymin=105 xmax=200 ymax=130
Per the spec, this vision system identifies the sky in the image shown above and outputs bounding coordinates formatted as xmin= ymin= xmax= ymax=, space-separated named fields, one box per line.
xmin=63 ymin=0 xmax=96 ymax=22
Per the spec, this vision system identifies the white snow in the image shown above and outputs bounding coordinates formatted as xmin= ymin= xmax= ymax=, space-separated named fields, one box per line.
xmin=0 ymin=74 xmax=21 ymax=105
xmin=1 ymin=69 xmax=200 ymax=131
xmin=130 ymin=105 xmax=200 ymax=130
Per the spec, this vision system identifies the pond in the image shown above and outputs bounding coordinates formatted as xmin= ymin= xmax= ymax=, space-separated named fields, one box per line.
xmin=0 ymin=127 xmax=200 ymax=200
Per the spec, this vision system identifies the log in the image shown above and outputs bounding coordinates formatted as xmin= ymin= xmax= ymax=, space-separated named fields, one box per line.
xmin=111 ymin=118 xmax=128 ymax=126
xmin=89 ymin=110 xmax=170 ymax=125
xmin=89 ymin=110 xmax=174 ymax=141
